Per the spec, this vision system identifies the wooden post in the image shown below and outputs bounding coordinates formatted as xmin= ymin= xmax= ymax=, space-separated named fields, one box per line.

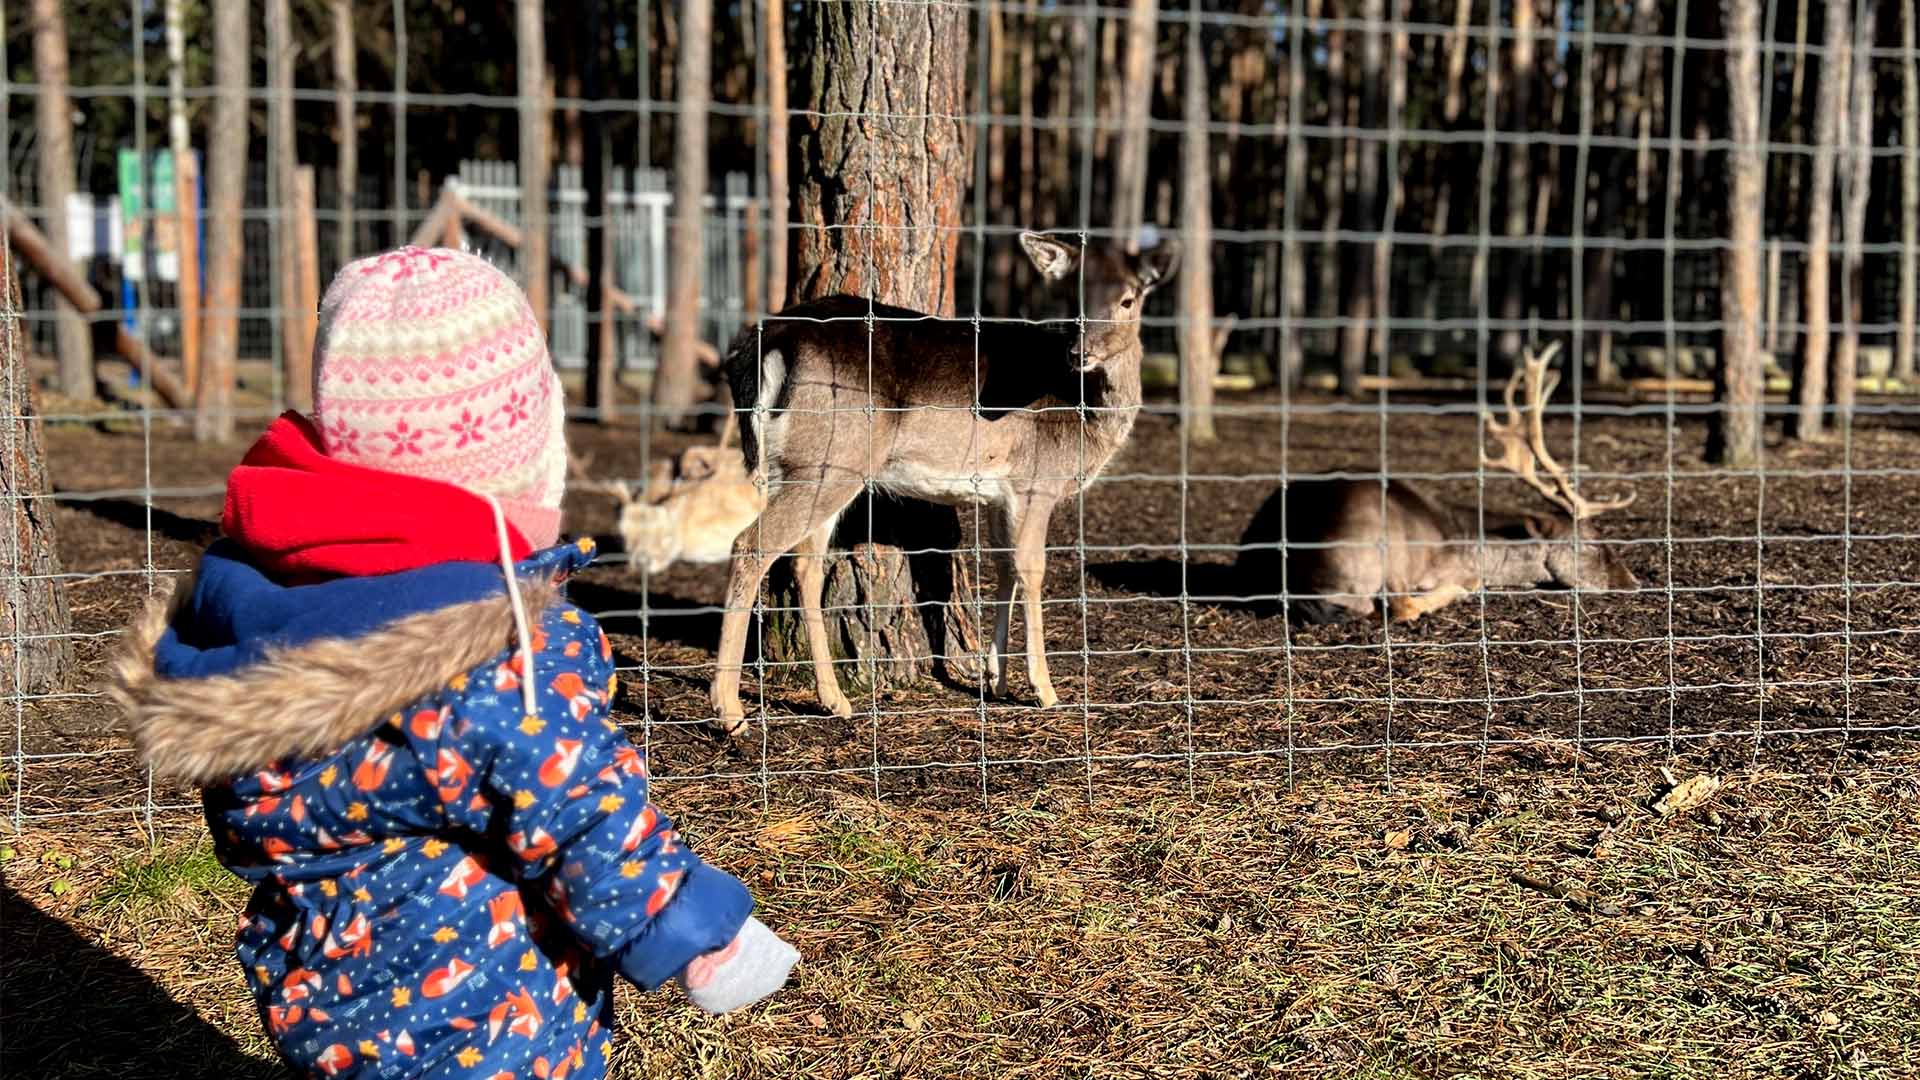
xmin=176 ymin=150 xmax=202 ymax=395
xmin=293 ymin=166 xmax=321 ymax=390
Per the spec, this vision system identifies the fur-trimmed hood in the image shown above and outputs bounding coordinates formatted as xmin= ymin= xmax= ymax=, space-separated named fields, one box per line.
xmin=112 ymin=540 xmax=589 ymax=785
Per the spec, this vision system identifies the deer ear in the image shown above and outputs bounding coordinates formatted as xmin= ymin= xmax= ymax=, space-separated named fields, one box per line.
xmin=1134 ymin=238 xmax=1181 ymax=291
xmin=1019 ymin=231 xmax=1080 ymax=281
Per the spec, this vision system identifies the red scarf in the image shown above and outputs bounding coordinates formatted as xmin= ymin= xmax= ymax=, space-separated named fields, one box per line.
xmin=223 ymin=412 xmax=533 ymax=581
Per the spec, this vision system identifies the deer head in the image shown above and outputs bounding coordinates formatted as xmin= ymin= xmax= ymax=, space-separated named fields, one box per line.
xmin=1482 ymin=342 xmax=1640 ymax=591
xmin=1019 ymin=230 xmax=1180 ymax=373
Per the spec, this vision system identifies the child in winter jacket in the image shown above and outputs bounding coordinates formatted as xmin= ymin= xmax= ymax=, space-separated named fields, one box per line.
xmin=112 ymin=246 xmax=795 ymax=1078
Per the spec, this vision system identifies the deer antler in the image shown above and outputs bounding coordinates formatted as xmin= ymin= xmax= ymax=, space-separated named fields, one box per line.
xmin=1480 ymin=341 xmax=1637 ymax=520
xmin=567 ymin=450 xmax=637 ymax=506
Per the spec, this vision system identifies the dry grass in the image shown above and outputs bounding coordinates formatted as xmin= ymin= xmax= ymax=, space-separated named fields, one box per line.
xmin=7 ymin=741 xmax=1919 ymax=1079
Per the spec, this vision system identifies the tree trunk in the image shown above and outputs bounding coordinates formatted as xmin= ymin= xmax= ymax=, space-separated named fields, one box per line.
xmin=1901 ymin=0 xmax=1918 ymax=381
xmin=1833 ymin=2 xmax=1875 ymax=429
xmin=1113 ymin=0 xmax=1158 ymax=246
xmin=783 ymin=0 xmax=975 ymax=690
xmin=197 ymin=0 xmax=248 ymax=443
xmin=1714 ymin=0 xmax=1765 ymax=468
xmin=268 ymin=0 xmax=309 ymax=412
xmin=166 ymin=0 xmax=201 ymax=395
xmin=517 ymin=0 xmax=550 ymax=333
xmin=1018 ymin=4 xmax=1037 ymax=230
xmin=30 ymin=0 xmax=91 ymax=402
xmin=333 ymin=0 xmax=357 ymax=267
xmin=654 ymin=0 xmax=711 ymax=425
xmin=764 ymin=0 xmax=789 ymax=313
xmin=1 ymin=245 xmax=73 ymax=697
xmin=1583 ymin=0 xmax=1660 ymax=384
xmin=582 ymin=0 xmax=614 ymax=422
xmin=1339 ymin=0 xmax=1385 ymax=396
xmin=1180 ymin=15 xmax=1216 ymax=443
xmin=1316 ymin=0 xmax=1347 ymax=364
xmin=1794 ymin=0 xmax=1849 ymax=439
xmin=1497 ymin=0 xmax=1536 ymax=365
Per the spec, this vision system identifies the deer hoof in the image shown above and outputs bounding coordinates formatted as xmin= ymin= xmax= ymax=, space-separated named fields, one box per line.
xmin=1034 ymin=685 xmax=1059 ymax=709
xmin=821 ymin=692 xmax=855 ymax=720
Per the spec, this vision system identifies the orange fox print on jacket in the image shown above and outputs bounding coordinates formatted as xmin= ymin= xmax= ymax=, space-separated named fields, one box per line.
xmin=113 ymin=540 xmax=753 ymax=1079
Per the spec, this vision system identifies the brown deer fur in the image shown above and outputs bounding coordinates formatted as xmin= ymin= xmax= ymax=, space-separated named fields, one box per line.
xmin=710 ymin=232 xmax=1179 ymax=733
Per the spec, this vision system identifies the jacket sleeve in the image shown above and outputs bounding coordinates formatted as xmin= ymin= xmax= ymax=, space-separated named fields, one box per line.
xmin=437 ymin=602 xmax=753 ymax=990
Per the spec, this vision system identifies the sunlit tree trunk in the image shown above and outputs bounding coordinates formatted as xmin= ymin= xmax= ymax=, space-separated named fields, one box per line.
xmin=1793 ymin=0 xmax=1849 ymax=440
xmin=1112 ymin=0 xmax=1158 ymax=246
xmin=197 ymin=0 xmax=248 ymax=443
xmin=268 ymin=0 xmax=310 ymax=411
xmin=1713 ymin=0 xmax=1765 ymax=468
xmin=1833 ymin=3 xmax=1876 ymax=429
xmin=1497 ymin=0 xmax=1536 ymax=365
xmin=333 ymin=0 xmax=357 ymax=266
xmin=764 ymin=0 xmax=789 ymax=313
xmin=1583 ymin=0 xmax=1660 ymax=384
xmin=29 ymin=0 xmax=90 ymax=401
xmin=1901 ymin=0 xmax=1918 ymax=381
xmin=1339 ymin=0 xmax=1384 ymax=395
xmin=1180 ymin=15 xmax=1216 ymax=443
xmin=655 ymin=0 xmax=711 ymax=424
xmin=166 ymin=0 xmax=201 ymax=394
xmin=517 ymin=0 xmax=550 ymax=333
xmin=1 ymin=245 xmax=72 ymax=695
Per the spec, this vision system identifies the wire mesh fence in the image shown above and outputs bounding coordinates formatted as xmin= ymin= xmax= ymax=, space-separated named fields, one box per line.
xmin=4 ymin=0 xmax=1918 ymax=829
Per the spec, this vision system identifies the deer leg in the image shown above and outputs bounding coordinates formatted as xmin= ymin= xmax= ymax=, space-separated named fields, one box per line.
xmin=1389 ymin=580 xmax=1477 ymax=623
xmin=710 ymin=480 xmax=856 ymax=735
xmin=984 ymin=506 xmax=1018 ymax=699
xmin=792 ymin=520 xmax=853 ymax=719
xmin=1012 ymin=498 xmax=1059 ymax=708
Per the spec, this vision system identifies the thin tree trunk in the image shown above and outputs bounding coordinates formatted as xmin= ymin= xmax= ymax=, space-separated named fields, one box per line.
xmin=1497 ymin=0 xmax=1536 ymax=364
xmin=582 ymin=0 xmax=614 ymax=422
xmin=1419 ymin=0 xmax=1472 ymax=361
xmin=987 ymin=3 xmax=1015 ymax=313
xmin=1018 ymin=5 xmax=1037 ymax=232
xmin=198 ymin=0 xmax=248 ymax=443
xmin=765 ymin=0 xmax=789 ymax=313
xmin=785 ymin=0 xmax=974 ymax=689
xmin=1317 ymin=0 xmax=1348 ymax=362
xmin=166 ymin=0 xmax=201 ymax=394
xmin=333 ymin=0 xmax=357 ymax=266
xmin=517 ymin=0 xmax=550 ymax=333
xmin=1901 ymin=0 xmax=1918 ymax=381
xmin=268 ymin=0 xmax=309 ymax=411
xmin=1714 ymin=0 xmax=1765 ymax=468
xmin=655 ymin=0 xmax=711 ymax=424
xmin=1 ymin=246 xmax=72 ymax=695
xmin=1794 ymin=0 xmax=1849 ymax=439
xmin=1340 ymin=0 xmax=1384 ymax=395
xmin=1181 ymin=16 xmax=1216 ymax=443
xmin=1278 ymin=0 xmax=1308 ymax=388
xmin=1113 ymin=0 xmax=1158 ymax=247
xmin=30 ymin=0 xmax=90 ymax=401
xmin=1584 ymin=0 xmax=1660 ymax=383
xmin=1833 ymin=2 xmax=1875 ymax=429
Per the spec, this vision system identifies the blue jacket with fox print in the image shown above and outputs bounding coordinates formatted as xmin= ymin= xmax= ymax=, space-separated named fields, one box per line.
xmin=114 ymin=538 xmax=751 ymax=1079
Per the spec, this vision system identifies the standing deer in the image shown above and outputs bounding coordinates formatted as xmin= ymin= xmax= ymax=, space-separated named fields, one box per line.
xmin=1239 ymin=342 xmax=1639 ymax=623
xmin=709 ymin=231 xmax=1180 ymax=733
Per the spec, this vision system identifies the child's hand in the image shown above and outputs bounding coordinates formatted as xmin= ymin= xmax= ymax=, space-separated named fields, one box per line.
xmin=677 ymin=917 xmax=798 ymax=1015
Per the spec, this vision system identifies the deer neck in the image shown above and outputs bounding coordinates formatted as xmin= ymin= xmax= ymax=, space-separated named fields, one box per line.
xmin=1472 ymin=537 xmax=1551 ymax=588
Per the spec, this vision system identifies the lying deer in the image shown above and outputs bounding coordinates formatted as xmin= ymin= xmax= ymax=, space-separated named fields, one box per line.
xmin=1239 ymin=342 xmax=1639 ymax=623
xmin=708 ymin=230 xmax=1180 ymax=733
xmin=573 ymin=413 xmax=767 ymax=575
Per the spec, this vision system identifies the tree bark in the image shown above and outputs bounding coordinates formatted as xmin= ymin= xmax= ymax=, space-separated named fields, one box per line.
xmin=1180 ymin=16 xmax=1216 ymax=443
xmin=166 ymin=0 xmax=201 ymax=395
xmin=30 ymin=0 xmax=91 ymax=401
xmin=197 ymin=0 xmax=248 ymax=443
xmin=784 ymin=1 xmax=975 ymax=690
xmin=333 ymin=0 xmax=357 ymax=267
xmin=1278 ymin=0 xmax=1310 ymax=389
xmin=1794 ymin=0 xmax=1849 ymax=439
xmin=1833 ymin=2 xmax=1876 ymax=429
xmin=1316 ymin=0 xmax=1347 ymax=365
xmin=1497 ymin=0 xmax=1537 ymax=365
xmin=1339 ymin=0 xmax=1385 ymax=396
xmin=582 ymin=0 xmax=615 ymax=423
xmin=517 ymin=0 xmax=550 ymax=333
xmin=764 ymin=0 xmax=789 ymax=313
xmin=654 ymin=0 xmax=712 ymax=424
xmin=1583 ymin=0 xmax=1660 ymax=384
xmin=1113 ymin=0 xmax=1158 ymax=247
xmin=1713 ymin=0 xmax=1765 ymax=468
xmin=268 ymin=0 xmax=310 ymax=412
xmin=1 ymin=244 xmax=73 ymax=697
xmin=1901 ymin=0 xmax=1918 ymax=381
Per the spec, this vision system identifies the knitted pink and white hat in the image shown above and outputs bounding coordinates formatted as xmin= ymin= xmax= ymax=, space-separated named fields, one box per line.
xmin=311 ymin=247 xmax=567 ymax=548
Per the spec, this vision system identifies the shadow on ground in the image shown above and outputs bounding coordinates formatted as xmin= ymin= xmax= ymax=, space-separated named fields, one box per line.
xmin=0 ymin=884 xmax=285 ymax=1079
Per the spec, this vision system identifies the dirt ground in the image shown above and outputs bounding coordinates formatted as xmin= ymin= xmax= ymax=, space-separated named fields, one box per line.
xmin=7 ymin=390 xmax=1920 ymax=1078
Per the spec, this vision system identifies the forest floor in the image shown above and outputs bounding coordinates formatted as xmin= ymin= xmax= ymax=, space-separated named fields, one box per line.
xmin=8 ymin=389 xmax=1920 ymax=1078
